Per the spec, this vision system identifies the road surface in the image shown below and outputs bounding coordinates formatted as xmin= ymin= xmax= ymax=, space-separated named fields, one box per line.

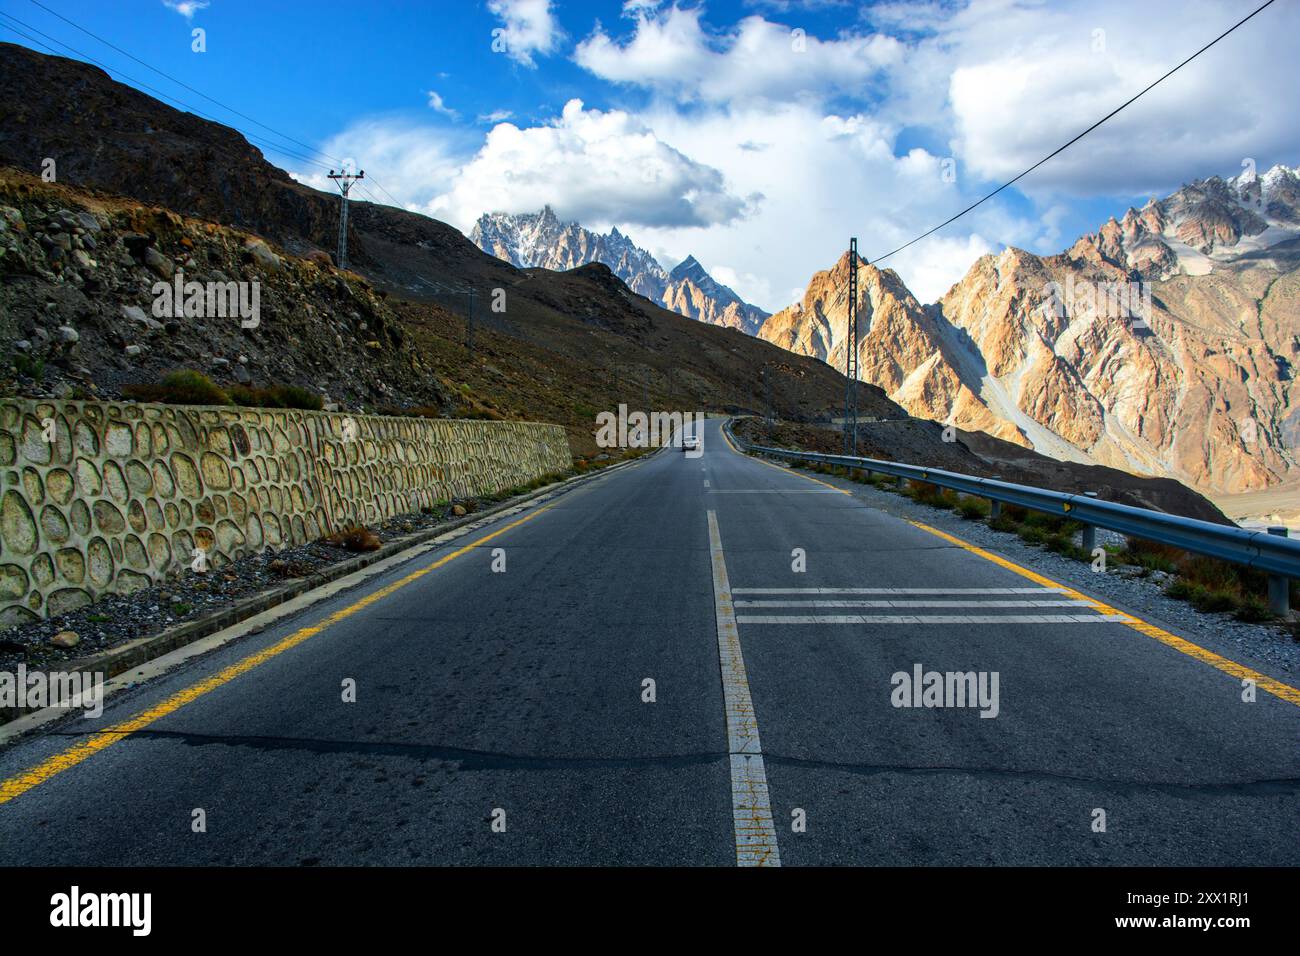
xmin=0 ymin=418 xmax=1295 ymax=865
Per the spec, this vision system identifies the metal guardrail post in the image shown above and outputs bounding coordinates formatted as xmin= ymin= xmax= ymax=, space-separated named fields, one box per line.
xmin=1080 ymin=492 xmax=1099 ymax=554
xmin=1267 ymin=527 xmax=1291 ymax=616
xmin=989 ymin=500 xmax=1002 ymax=519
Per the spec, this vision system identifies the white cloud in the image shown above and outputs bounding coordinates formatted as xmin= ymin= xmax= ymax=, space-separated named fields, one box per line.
xmin=478 ymin=109 xmax=515 ymax=124
xmin=425 ymin=91 xmax=458 ymax=119
xmin=618 ymin=102 xmax=995 ymax=307
xmin=162 ymin=0 xmax=208 ymax=18
xmin=885 ymin=0 xmax=1300 ymax=197
xmin=291 ymin=120 xmax=463 ymax=212
xmin=575 ymin=5 xmax=902 ymax=104
xmin=428 ymin=99 xmax=749 ymax=231
xmin=488 ymin=0 xmax=564 ymax=67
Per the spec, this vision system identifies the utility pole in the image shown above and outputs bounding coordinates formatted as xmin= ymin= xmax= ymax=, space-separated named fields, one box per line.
xmin=327 ymin=168 xmax=364 ymax=271
xmin=844 ymin=237 xmax=859 ymax=456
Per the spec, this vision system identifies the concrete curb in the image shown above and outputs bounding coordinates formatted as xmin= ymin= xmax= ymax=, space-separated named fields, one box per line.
xmin=0 ymin=450 xmax=655 ymax=727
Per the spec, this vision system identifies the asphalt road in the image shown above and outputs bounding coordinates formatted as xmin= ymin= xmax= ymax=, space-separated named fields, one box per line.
xmin=0 ymin=418 xmax=1295 ymax=866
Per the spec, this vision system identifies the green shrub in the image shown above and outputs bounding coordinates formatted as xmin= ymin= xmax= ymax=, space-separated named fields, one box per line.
xmin=123 ymin=369 xmax=231 ymax=406
xmin=1018 ymin=525 xmax=1048 ymax=546
xmin=989 ymin=514 xmax=1020 ymax=534
xmin=274 ymin=384 xmax=324 ymax=410
xmin=13 ymin=353 xmax=44 ymax=382
xmin=1121 ymin=537 xmax=1180 ymax=574
xmin=1190 ymin=588 xmax=1238 ymax=614
xmin=229 ymin=384 xmax=285 ymax=408
xmin=226 ymin=382 xmax=323 ymax=410
xmin=956 ymin=497 xmax=990 ymax=520
xmin=1233 ymin=596 xmax=1273 ymax=623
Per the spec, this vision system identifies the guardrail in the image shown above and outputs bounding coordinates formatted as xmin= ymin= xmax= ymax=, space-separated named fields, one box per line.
xmin=724 ymin=420 xmax=1298 ymax=616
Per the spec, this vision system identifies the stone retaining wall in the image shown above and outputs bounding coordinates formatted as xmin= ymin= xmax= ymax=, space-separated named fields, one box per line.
xmin=0 ymin=400 xmax=571 ymax=624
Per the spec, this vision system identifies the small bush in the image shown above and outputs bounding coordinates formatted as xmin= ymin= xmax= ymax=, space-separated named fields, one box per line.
xmin=13 ymin=353 xmax=44 ymax=382
xmin=123 ymin=369 xmax=231 ymax=406
xmin=1122 ymin=537 xmax=1180 ymax=574
xmin=1045 ymin=533 xmax=1085 ymax=559
xmin=1019 ymin=525 xmax=1048 ymax=546
xmin=1002 ymin=503 xmax=1029 ymax=523
xmin=989 ymin=514 xmax=1020 ymax=534
xmin=229 ymin=385 xmax=285 ymax=408
xmin=1190 ymin=588 xmax=1238 ymax=614
xmin=1233 ymin=596 xmax=1273 ymax=623
xmin=274 ymin=384 xmax=324 ymax=411
xmin=956 ymin=497 xmax=990 ymax=520
xmin=228 ymin=383 xmax=324 ymax=410
xmin=1022 ymin=511 xmax=1078 ymax=535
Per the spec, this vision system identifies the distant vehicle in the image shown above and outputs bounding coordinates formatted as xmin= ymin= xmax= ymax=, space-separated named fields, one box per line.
xmin=682 ymin=436 xmax=701 ymax=453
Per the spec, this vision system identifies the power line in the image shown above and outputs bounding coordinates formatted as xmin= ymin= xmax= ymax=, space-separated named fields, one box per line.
xmin=870 ymin=0 xmax=1279 ymax=265
xmin=24 ymin=0 xmax=413 ymax=210
xmin=27 ymin=0 xmax=346 ymax=169
xmin=2 ymin=6 xmax=410 ymax=210
xmin=0 ymin=11 xmax=338 ymax=174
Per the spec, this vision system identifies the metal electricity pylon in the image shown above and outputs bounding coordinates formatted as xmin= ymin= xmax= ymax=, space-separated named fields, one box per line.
xmin=327 ymin=168 xmax=364 ymax=270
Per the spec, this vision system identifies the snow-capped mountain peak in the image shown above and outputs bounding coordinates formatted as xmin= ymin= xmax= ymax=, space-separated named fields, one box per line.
xmin=469 ymin=210 xmax=769 ymax=334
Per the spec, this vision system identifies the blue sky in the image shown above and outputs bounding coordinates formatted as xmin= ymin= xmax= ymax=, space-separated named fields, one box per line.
xmin=2 ymin=0 xmax=1296 ymax=309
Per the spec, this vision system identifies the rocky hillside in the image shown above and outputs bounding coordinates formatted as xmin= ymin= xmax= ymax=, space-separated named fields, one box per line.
xmin=0 ymin=169 xmax=448 ymax=410
xmin=759 ymin=167 xmax=1300 ymax=498
xmin=471 ymin=207 xmax=768 ymax=333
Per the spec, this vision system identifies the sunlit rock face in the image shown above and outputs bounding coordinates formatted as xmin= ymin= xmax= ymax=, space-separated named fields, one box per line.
xmin=758 ymin=166 xmax=1300 ymax=496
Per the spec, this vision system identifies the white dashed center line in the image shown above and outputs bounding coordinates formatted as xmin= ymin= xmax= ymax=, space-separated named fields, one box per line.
xmin=707 ymin=510 xmax=780 ymax=867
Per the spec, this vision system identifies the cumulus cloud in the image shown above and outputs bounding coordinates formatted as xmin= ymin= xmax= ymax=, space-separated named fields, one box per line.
xmin=616 ymin=101 xmax=993 ymax=307
xmin=428 ymin=99 xmax=749 ymax=231
xmin=575 ymin=4 xmax=902 ymax=103
xmin=488 ymin=0 xmax=564 ymax=67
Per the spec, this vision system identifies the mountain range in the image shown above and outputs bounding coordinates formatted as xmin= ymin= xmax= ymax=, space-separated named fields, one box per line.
xmin=471 ymin=207 xmax=769 ymax=334
xmin=758 ymin=166 xmax=1300 ymax=507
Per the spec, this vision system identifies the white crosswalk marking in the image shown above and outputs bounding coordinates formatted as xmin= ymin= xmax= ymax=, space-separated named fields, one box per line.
xmin=735 ymin=599 xmax=1092 ymax=608
xmin=736 ymin=614 xmax=1123 ymax=625
xmin=731 ymin=587 xmax=1068 ymax=594
xmin=729 ymin=584 xmax=1123 ymax=627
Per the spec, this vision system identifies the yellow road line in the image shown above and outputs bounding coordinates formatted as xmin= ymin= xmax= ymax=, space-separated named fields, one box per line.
xmin=0 ymin=505 xmax=554 ymax=806
xmin=722 ymin=420 xmax=1300 ymax=708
